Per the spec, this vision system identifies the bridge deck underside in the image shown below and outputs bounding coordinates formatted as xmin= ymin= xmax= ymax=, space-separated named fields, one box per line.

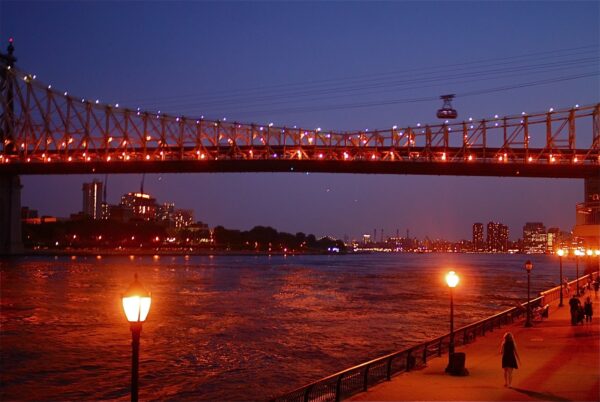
xmin=0 ymin=146 xmax=597 ymax=178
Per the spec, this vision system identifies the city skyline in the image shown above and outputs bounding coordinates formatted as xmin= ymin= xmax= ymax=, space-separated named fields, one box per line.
xmin=1 ymin=2 xmax=597 ymax=241
xmin=23 ymin=177 xmax=577 ymax=245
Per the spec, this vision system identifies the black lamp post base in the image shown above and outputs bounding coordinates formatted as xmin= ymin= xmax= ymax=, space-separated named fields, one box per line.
xmin=445 ymin=352 xmax=469 ymax=376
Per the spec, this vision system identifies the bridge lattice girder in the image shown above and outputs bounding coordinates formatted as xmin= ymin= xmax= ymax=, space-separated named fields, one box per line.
xmin=1 ymin=65 xmax=599 ymax=178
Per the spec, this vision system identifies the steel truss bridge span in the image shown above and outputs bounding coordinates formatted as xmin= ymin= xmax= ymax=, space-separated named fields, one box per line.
xmin=1 ymin=66 xmax=599 ymax=178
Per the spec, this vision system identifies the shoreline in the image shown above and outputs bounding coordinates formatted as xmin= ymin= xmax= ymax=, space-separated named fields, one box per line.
xmin=3 ymin=249 xmax=554 ymax=258
xmin=4 ymin=248 xmax=348 ymax=257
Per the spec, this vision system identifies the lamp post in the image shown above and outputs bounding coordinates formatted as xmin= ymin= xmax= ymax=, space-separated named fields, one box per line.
xmin=557 ymin=249 xmax=566 ymax=307
xmin=524 ymin=260 xmax=533 ymax=327
xmin=122 ymin=274 xmax=151 ymax=402
xmin=574 ymin=250 xmax=581 ymax=296
xmin=445 ymin=271 xmax=459 ymax=364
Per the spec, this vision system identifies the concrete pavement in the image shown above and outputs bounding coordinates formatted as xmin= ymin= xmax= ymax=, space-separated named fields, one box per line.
xmin=351 ymin=291 xmax=600 ymax=401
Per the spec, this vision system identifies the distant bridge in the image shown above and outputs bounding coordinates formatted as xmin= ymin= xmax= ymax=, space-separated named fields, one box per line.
xmin=1 ymin=44 xmax=599 ymax=178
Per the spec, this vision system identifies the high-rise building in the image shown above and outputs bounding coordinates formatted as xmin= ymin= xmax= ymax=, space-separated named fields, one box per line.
xmin=498 ymin=224 xmax=509 ymax=252
xmin=523 ymin=222 xmax=547 ymax=253
xmin=487 ymin=222 xmax=509 ymax=252
xmin=547 ymin=227 xmax=561 ymax=252
xmin=120 ymin=192 xmax=158 ymax=221
xmin=472 ymin=223 xmax=484 ymax=252
xmin=82 ymin=179 xmax=103 ymax=220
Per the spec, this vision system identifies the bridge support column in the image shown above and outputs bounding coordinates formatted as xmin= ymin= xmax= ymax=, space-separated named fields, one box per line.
xmin=0 ymin=175 xmax=23 ymax=255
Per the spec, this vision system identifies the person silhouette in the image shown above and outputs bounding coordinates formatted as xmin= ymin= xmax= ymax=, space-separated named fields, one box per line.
xmin=569 ymin=294 xmax=581 ymax=325
xmin=500 ymin=332 xmax=521 ymax=388
xmin=584 ymin=296 xmax=593 ymax=323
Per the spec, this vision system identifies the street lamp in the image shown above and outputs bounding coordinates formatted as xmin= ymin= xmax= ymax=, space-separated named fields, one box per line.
xmin=557 ymin=249 xmax=566 ymax=307
xmin=122 ymin=274 xmax=151 ymax=402
xmin=524 ymin=260 xmax=533 ymax=327
xmin=445 ymin=271 xmax=459 ymax=363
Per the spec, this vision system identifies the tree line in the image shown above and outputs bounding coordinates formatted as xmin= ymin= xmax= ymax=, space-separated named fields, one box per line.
xmin=213 ymin=225 xmax=345 ymax=252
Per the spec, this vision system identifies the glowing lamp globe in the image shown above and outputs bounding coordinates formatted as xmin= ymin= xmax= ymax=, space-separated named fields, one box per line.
xmin=556 ymin=249 xmax=565 ymax=257
xmin=586 ymin=249 xmax=593 ymax=257
xmin=524 ymin=260 xmax=533 ymax=272
xmin=445 ymin=271 xmax=459 ymax=288
xmin=122 ymin=274 xmax=151 ymax=323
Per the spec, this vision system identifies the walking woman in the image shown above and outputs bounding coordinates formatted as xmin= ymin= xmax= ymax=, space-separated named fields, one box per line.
xmin=500 ymin=332 xmax=521 ymax=387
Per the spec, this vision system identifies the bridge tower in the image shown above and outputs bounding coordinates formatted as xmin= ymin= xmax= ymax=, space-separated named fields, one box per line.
xmin=0 ymin=39 xmax=23 ymax=255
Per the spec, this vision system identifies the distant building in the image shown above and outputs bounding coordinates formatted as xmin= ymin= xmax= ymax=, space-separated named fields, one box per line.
xmin=108 ymin=204 xmax=133 ymax=222
xmin=487 ymin=222 xmax=508 ymax=252
xmin=69 ymin=212 xmax=86 ymax=221
xmin=120 ymin=192 xmax=158 ymax=221
xmin=498 ymin=224 xmax=509 ymax=252
xmin=22 ymin=207 xmax=41 ymax=224
xmin=101 ymin=202 xmax=110 ymax=220
xmin=185 ymin=221 xmax=211 ymax=244
xmin=547 ymin=227 xmax=561 ymax=252
xmin=174 ymin=209 xmax=194 ymax=228
xmin=82 ymin=180 xmax=103 ymax=220
xmin=472 ymin=223 xmax=484 ymax=252
xmin=486 ymin=222 xmax=496 ymax=251
xmin=573 ymin=177 xmax=600 ymax=250
xmin=523 ymin=222 xmax=547 ymax=253
xmin=21 ymin=206 xmax=38 ymax=220
xmin=157 ymin=202 xmax=175 ymax=223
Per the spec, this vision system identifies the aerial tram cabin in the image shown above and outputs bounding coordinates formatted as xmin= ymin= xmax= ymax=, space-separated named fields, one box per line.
xmin=437 ymin=94 xmax=458 ymax=119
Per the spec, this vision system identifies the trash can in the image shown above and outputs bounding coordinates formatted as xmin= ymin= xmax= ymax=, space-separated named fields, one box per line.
xmin=445 ymin=352 xmax=469 ymax=376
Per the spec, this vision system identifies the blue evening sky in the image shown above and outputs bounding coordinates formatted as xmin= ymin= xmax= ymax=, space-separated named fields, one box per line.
xmin=1 ymin=1 xmax=598 ymax=240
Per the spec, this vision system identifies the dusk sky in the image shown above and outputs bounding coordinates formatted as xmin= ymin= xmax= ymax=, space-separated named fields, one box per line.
xmin=1 ymin=1 xmax=598 ymax=241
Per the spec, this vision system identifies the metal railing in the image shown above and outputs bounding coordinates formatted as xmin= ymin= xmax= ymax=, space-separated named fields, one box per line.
xmin=541 ymin=272 xmax=598 ymax=304
xmin=273 ymin=272 xmax=598 ymax=402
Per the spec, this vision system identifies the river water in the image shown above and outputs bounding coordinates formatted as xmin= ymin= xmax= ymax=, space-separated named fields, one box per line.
xmin=0 ymin=253 xmax=574 ymax=401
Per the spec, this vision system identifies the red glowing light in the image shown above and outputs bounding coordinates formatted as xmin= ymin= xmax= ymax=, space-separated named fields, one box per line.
xmin=9 ymin=37 xmax=13 ymax=43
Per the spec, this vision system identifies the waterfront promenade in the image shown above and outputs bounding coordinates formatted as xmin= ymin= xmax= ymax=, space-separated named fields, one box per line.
xmin=351 ymin=294 xmax=599 ymax=401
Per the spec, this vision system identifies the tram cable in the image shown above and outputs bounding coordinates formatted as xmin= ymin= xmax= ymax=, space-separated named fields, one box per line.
xmin=118 ymin=44 xmax=598 ymax=107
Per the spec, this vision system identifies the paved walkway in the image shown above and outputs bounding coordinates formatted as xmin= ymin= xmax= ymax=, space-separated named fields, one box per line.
xmin=352 ymin=292 xmax=600 ymax=401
